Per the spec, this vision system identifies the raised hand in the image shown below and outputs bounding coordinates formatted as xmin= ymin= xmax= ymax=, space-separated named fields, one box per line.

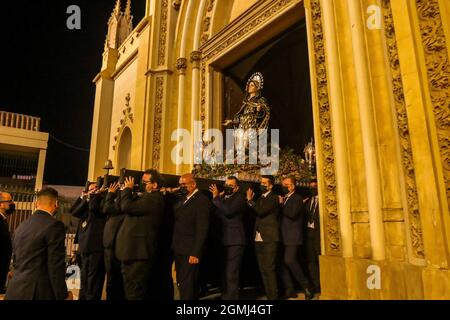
xmin=223 ymin=119 xmax=233 ymax=126
xmin=246 ymin=188 xmax=254 ymax=201
xmin=209 ymin=184 xmax=220 ymax=198
xmin=124 ymin=176 xmax=135 ymax=189
xmin=108 ymin=181 xmax=120 ymax=193
xmin=188 ymin=256 xmax=199 ymax=265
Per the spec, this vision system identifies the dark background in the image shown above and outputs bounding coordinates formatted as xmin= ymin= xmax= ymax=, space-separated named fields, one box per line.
xmin=223 ymin=22 xmax=313 ymax=155
xmin=1 ymin=0 xmax=145 ymax=186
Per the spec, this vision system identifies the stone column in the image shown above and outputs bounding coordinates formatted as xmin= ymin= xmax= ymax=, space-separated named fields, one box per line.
xmin=347 ymin=0 xmax=385 ymax=260
xmin=321 ymin=0 xmax=353 ymax=258
xmin=35 ymin=149 xmax=47 ymax=191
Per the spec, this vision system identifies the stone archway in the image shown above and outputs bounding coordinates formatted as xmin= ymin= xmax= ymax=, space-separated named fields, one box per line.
xmin=199 ymin=0 xmax=340 ymax=255
xmin=195 ymin=0 xmax=340 ymax=297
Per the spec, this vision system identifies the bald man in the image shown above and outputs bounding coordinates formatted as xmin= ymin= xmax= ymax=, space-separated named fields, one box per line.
xmin=6 ymin=188 xmax=70 ymax=300
xmin=0 ymin=192 xmax=15 ymax=293
xmin=172 ymin=173 xmax=211 ymax=300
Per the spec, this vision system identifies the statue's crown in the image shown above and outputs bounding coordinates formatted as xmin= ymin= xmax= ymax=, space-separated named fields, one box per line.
xmin=247 ymin=72 xmax=264 ymax=91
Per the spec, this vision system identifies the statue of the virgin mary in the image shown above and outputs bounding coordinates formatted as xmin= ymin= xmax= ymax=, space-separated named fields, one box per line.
xmin=224 ymin=72 xmax=270 ymax=147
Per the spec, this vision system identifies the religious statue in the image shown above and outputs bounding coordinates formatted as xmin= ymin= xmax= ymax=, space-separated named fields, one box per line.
xmin=224 ymin=72 xmax=270 ymax=148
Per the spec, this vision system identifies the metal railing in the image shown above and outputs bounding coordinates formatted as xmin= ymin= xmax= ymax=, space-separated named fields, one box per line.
xmin=65 ymin=233 xmax=79 ymax=258
xmin=3 ymin=187 xmax=36 ymax=234
xmin=0 ymin=111 xmax=40 ymax=131
xmin=3 ymin=190 xmax=78 ymax=259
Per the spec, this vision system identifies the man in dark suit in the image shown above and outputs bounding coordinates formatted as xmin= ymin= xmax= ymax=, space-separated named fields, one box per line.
xmin=209 ymin=176 xmax=247 ymax=300
xmin=279 ymin=177 xmax=313 ymax=300
xmin=304 ymin=179 xmax=321 ymax=295
xmin=173 ymin=173 xmax=211 ymax=300
xmin=115 ymin=169 xmax=165 ymax=300
xmin=246 ymin=175 xmax=280 ymax=300
xmin=0 ymin=192 xmax=14 ymax=294
xmin=150 ymin=187 xmax=176 ymax=300
xmin=102 ymin=181 xmax=125 ymax=300
xmin=70 ymin=183 xmax=106 ymax=300
xmin=5 ymin=188 xmax=71 ymax=300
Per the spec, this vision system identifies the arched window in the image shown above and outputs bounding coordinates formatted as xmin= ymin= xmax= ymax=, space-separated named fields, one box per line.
xmin=118 ymin=127 xmax=132 ymax=170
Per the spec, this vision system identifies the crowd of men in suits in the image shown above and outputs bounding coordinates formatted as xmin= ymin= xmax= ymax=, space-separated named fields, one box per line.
xmin=0 ymin=170 xmax=321 ymax=300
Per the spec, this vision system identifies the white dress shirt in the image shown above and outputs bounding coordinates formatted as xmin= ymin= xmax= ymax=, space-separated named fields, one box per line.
xmin=255 ymin=190 xmax=272 ymax=242
xmin=184 ymin=188 xmax=199 ymax=204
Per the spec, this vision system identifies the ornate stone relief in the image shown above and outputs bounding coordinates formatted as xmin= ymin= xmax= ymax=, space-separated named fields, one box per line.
xmin=309 ymin=0 xmax=341 ymax=254
xmin=152 ymin=77 xmax=164 ymax=170
xmin=382 ymin=0 xmax=425 ymax=259
xmin=158 ymin=0 xmax=169 ymax=66
xmin=112 ymin=93 xmax=133 ymax=151
xmin=416 ymin=0 xmax=450 ymax=212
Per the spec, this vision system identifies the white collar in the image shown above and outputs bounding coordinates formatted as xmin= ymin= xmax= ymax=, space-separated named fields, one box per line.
xmin=0 ymin=212 xmax=7 ymax=221
xmin=224 ymin=191 xmax=236 ymax=199
xmin=285 ymin=191 xmax=295 ymax=199
xmin=262 ymin=190 xmax=271 ymax=198
xmin=186 ymin=188 xmax=199 ymax=201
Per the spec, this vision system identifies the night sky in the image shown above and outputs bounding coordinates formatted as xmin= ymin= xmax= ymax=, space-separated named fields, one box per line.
xmin=1 ymin=0 xmax=145 ymax=186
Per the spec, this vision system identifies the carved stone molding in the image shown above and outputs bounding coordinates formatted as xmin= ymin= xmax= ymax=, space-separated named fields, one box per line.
xmin=381 ymin=0 xmax=425 ymax=260
xmin=416 ymin=0 xmax=450 ymax=211
xmin=112 ymin=93 xmax=133 ymax=151
xmin=200 ymin=0 xmax=216 ymax=45
xmin=158 ymin=0 xmax=169 ymax=66
xmin=176 ymin=57 xmax=187 ymax=74
xmin=152 ymin=77 xmax=164 ymax=169
xmin=309 ymin=0 xmax=341 ymax=255
xmin=190 ymin=50 xmax=202 ymax=69
xmin=172 ymin=0 xmax=182 ymax=11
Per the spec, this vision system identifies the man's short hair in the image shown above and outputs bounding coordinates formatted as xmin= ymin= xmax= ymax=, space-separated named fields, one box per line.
xmin=283 ymin=176 xmax=296 ymax=185
xmin=261 ymin=175 xmax=275 ymax=186
xmin=37 ymin=188 xmax=59 ymax=200
xmin=144 ymin=169 xmax=163 ymax=188
xmin=226 ymin=176 xmax=240 ymax=186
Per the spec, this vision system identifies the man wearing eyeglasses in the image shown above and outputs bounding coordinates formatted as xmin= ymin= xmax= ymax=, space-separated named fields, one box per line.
xmin=115 ymin=169 xmax=165 ymax=300
xmin=0 ymin=192 xmax=15 ymax=294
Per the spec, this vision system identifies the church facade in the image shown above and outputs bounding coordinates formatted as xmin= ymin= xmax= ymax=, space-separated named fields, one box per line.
xmin=88 ymin=0 xmax=450 ymax=299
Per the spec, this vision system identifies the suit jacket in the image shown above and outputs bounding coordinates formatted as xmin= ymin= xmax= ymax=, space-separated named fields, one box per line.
xmin=172 ymin=190 xmax=211 ymax=258
xmin=102 ymin=191 xmax=125 ymax=250
xmin=304 ymin=196 xmax=320 ymax=252
xmin=5 ymin=210 xmax=68 ymax=300
xmin=0 ymin=217 xmax=12 ymax=281
xmin=115 ymin=188 xmax=165 ymax=262
xmin=280 ymin=193 xmax=305 ymax=246
xmin=70 ymin=194 xmax=106 ymax=254
xmin=248 ymin=191 xmax=280 ymax=242
xmin=212 ymin=192 xmax=247 ymax=246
